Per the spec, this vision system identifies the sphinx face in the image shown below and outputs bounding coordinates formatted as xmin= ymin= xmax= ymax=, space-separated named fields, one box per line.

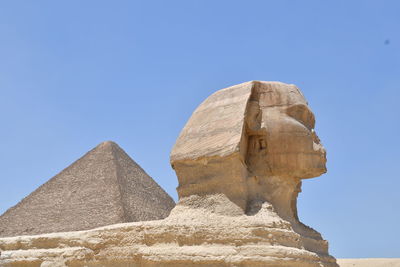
xmin=257 ymin=83 xmax=326 ymax=179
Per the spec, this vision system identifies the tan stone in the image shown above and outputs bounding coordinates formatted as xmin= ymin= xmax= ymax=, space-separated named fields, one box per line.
xmin=0 ymin=194 xmax=338 ymax=267
xmin=337 ymin=258 xmax=400 ymax=267
xmin=0 ymin=81 xmax=338 ymax=267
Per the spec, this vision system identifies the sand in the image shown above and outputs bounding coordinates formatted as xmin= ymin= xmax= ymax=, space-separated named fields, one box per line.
xmin=338 ymin=258 xmax=400 ymax=267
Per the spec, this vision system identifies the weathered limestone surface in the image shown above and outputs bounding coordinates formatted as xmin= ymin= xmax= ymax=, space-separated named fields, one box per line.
xmin=0 ymin=194 xmax=337 ymax=267
xmin=0 ymin=141 xmax=175 ymax=237
xmin=0 ymin=81 xmax=338 ymax=267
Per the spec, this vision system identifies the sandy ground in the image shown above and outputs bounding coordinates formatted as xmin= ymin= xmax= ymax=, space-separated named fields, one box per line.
xmin=338 ymin=258 xmax=400 ymax=267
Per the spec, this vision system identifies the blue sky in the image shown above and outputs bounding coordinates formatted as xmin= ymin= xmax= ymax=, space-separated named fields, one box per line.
xmin=0 ymin=0 xmax=399 ymax=259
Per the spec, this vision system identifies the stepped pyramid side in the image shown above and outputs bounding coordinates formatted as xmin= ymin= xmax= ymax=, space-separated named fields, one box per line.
xmin=0 ymin=141 xmax=175 ymax=238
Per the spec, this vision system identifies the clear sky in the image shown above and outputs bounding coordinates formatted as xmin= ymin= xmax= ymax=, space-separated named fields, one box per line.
xmin=0 ymin=0 xmax=399 ymax=259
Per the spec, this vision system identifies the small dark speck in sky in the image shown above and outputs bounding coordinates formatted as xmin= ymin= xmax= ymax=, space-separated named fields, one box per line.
xmin=384 ymin=39 xmax=390 ymax=45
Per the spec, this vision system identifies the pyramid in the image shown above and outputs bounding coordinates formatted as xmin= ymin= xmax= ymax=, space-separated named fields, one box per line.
xmin=0 ymin=141 xmax=175 ymax=237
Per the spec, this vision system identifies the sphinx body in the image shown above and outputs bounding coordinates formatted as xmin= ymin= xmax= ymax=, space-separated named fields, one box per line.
xmin=0 ymin=81 xmax=338 ymax=267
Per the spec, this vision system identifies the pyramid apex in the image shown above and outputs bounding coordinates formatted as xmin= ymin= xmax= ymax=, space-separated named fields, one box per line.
xmin=97 ymin=140 xmax=120 ymax=149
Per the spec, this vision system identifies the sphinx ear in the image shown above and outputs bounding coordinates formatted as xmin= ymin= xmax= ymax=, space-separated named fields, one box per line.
xmin=258 ymin=137 xmax=267 ymax=150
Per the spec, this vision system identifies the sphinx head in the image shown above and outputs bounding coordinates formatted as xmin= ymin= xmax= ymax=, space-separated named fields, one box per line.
xmin=171 ymin=81 xmax=326 ymax=212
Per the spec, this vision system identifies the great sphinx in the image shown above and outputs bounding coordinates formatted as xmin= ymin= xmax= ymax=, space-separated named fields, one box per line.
xmin=171 ymin=81 xmax=326 ymax=234
xmin=0 ymin=81 xmax=338 ymax=267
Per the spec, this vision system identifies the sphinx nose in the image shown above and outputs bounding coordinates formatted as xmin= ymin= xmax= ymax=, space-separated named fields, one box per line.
xmin=313 ymin=141 xmax=325 ymax=153
xmin=311 ymin=130 xmax=326 ymax=156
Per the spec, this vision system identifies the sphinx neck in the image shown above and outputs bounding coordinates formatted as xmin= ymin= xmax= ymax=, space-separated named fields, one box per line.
xmin=247 ymin=175 xmax=322 ymax=239
xmin=247 ymin=175 xmax=300 ymax=222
